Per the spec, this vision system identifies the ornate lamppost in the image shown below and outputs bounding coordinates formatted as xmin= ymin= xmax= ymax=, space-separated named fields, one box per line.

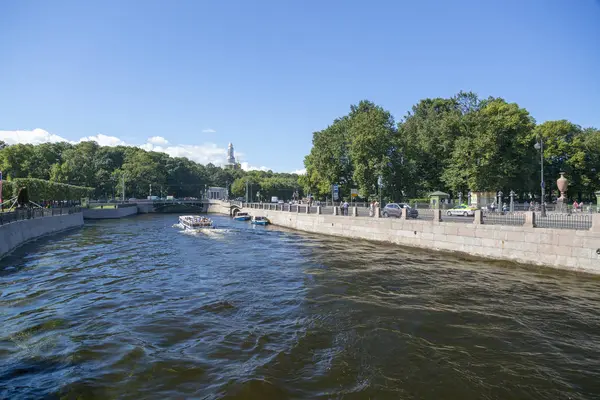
xmin=534 ymin=139 xmax=546 ymax=216
xmin=377 ymin=175 xmax=383 ymax=207
xmin=509 ymin=190 xmax=515 ymax=212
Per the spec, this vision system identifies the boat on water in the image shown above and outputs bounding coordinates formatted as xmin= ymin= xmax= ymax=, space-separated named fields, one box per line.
xmin=234 ymin=212 xmax=251 ymax=221
xmin=179 ymin=215 xmax=214 ymax=230
xmin=251 ymin=216 xmax=269 ymax=225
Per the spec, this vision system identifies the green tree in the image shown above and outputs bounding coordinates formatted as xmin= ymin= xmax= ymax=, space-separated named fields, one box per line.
xmin=442 ymin=98 xmax=536 ymax=194
xmin=400 ymin=96 xmax=463 ymax=195
xmin=303 ymin=117 xmax=353 ymax=199
xmin=0 ymin=144 xmax=35 ymax=179
xmin=348 ymin=100 xmax=397 ymax=198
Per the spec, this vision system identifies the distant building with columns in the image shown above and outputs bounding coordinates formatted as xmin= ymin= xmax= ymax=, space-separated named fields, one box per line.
xmin=226 ymin=142 xmax=241 ymax=170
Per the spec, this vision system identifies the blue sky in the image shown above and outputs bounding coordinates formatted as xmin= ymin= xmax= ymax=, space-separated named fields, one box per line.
xmin=1 ymin=0 xmax=599 ymax=173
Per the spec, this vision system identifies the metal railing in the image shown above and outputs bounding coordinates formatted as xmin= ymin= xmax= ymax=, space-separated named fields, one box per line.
xmin=416 ymin=209 xmax=435 ymax=221
xmin=0 ymin=207 xmax=81 ymax=226
xmin=534 ymin=212 xmax=592 ymax=230
xmin=482 ymin=211 xmax=526 ymax=226
xmin=238 ymin=202 xmax=599 ymax=231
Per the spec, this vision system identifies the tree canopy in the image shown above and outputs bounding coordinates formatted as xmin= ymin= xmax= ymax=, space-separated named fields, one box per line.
xmin=0 ymin=142 xmax=302 ymax=201
xmin=303 ymin=92 xmax=600 ymax=202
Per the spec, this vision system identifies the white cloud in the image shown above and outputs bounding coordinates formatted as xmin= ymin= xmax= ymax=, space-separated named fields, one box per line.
xmin=0 ymin=128 xmax=68 ymax=145
xmin=240 ymin=162 xmax=270 ymax=172
xmin=202 ymin=128 xmax=216 ymax=133
xmin=0 ymin=128 xmax=273 ymax=170
xmin=79 ymin=134 xmax=127 ymax=147
xmin=143 ymin=142 xmax=227 ymax=165
xmin=291 ymin=168 xmax=306 ymax=175
xmin=147 ymin=136 xmax=169 ymax=145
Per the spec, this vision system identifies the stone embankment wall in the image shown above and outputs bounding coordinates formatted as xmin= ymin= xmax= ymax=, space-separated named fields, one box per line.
xmin=206 ymin=202 xmax=232 ymax=215
xmin=233 ymin=205 xmax=600 ymax=274
xmin=0 ymin=212 xmax=84 ymax=259
xmin=83 ymin=206 xmax=138 ymax=219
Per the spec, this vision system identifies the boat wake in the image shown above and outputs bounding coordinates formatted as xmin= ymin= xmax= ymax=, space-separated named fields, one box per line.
xmin=173 ymin=223 xmax=229 ymax=239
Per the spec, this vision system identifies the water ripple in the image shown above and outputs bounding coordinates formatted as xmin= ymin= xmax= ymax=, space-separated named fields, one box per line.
xmin=1 ymin=214 xmax=600 ymax=399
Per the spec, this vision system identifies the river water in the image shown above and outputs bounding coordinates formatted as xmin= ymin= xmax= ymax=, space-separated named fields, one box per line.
xmin=1 ymin=214 xmax=600 ymax=399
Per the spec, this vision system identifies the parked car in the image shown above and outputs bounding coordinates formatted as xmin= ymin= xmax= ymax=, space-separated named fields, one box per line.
xmin=382 ymin=203 xmax=419 ymax=218
xmin=446 ymin=204 xmax=475 ymax=217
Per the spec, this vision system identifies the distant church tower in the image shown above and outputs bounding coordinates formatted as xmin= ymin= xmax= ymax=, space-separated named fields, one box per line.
xmin=226 ymin=142 xmax=239 ymax=169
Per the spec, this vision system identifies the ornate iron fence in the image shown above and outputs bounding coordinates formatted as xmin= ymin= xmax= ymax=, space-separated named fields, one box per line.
xmin=0 ymin=207 xmax=81 ymax=226
xmin=534 ymin=212 xmax=592 ymax=230
xmin=417 ymin=209 xmax=435 ymax=221
xmin=482 ymin=211 xmax=526 ymax=226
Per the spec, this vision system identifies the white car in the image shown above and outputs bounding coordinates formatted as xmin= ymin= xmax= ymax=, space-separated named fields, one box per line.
xmin=446 ymin=204 xmax=476 ymax=217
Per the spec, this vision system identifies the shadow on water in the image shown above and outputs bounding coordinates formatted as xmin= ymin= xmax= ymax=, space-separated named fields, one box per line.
xmin=0 ymin=227 xmax=85 ymax=278
xmin=1 ymin=214 xmax=600 ymax=399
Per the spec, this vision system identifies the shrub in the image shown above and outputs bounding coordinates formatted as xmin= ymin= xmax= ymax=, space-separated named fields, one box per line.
xmin=1 ymin=180 xmax=14 ymax=203
xmin=11 ymin=178 xmax=94 ymax=201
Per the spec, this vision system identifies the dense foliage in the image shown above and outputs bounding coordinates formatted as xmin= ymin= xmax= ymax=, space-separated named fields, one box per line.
xmin=1 ymin=180 xmax=13 ymax=201
xmin=302 ymin=92 xmax=600 ymax=202
xmin=0 ymin=142 xmax=302 ymax=201
xmin=8 ymin=178 xmax=93 ymax=202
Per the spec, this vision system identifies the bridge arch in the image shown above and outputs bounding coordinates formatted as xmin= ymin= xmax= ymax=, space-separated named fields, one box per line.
xmin=230 ymin=205 xmax=241 ymax=216
xmin=154 ymin=202 xmax=205 ymax=213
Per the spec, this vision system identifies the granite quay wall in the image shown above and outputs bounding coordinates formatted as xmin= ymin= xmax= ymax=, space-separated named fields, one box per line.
xmin=227 ymin=202 xmax=600 ymax=274
xmin=83 ymin=204 xmax=139 ymax=219
xmin=206 ymin=201 xmax=234 ymax=215
xmin=0 ymin=209 xmax=84 ymax=259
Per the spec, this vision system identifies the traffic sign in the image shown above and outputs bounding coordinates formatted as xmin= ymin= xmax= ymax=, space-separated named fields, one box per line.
xmin=332 ymin=184 xmax=339 ymax=200
xmin=351 ymin=188 xmax=358 ymax=198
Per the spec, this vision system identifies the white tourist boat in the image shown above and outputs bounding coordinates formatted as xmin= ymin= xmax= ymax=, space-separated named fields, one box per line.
xmin=179 ymin=215 xmax=214 ymax=230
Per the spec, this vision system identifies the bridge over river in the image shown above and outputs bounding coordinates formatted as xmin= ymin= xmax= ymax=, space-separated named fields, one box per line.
xmin=87 ymin=199 xmax=208 ymax=214
xmin=135 ymin=199 xmax=206 ymax=213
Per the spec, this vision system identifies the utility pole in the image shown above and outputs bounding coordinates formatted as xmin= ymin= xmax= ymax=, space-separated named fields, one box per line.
xmin=122 ymin=174 xmax=125 ymax=202
xmin=245 ymin=179 xmax=249 ymax=203
xmin=540 ymin=138 xmax=546 ymax=217
xmin=534 ymin=137 xmax=546 ymax=217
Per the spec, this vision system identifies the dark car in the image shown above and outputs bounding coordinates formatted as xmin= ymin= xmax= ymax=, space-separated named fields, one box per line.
xmin=382 ymin=203 xmax=419 ymax=218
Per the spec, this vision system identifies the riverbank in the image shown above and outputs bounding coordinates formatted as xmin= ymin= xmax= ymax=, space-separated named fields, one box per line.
xmin=3 ymin=213 xmax=599 ymax=398
xmin=83 ymin=204 xmax=138 ymax=219
xmin=0 ymin=209 xmax=84 ymax=259
xmin=223 ymin=203 xmax=600 ymax=274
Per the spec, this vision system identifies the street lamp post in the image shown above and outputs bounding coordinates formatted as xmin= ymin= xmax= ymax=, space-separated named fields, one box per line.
xmin=122 ymin=174 xmax=126 ymax=202
xmin=534 ymin=139 xmax=546 ymax=216
xmin=377 ymin=175 xmax=383 ymax=207
xmin=509 ymin=190 xmax=515 ymax=212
